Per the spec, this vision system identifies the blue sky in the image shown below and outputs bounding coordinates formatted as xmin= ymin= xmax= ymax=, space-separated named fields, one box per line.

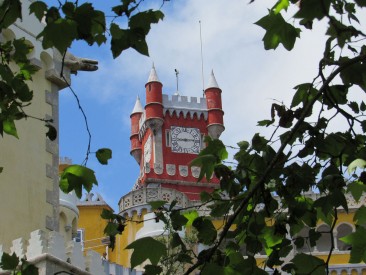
xmin=58 ymin=0 xmax=328 ymax=211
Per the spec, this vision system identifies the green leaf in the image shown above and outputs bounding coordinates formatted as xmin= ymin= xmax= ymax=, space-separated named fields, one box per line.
xmin=144 ymin=265 xmax=163 ymax=275
xmin=149 ymin=200 xmax=166 ymax=210
xmin=101 ymin=208 xmax=115 ymax=220
xmin=20 ymin=258 xmax=38 ymax=275
xmin=0 ymin=167 xmax=3 ymax=173
xmin=170 ymin=210 xmax=188 ymax=231
xmin=62 ymin=2 xmax=75 ymax=17
xmin=38 ymin=18 xmax=78 ymax=53
xmin=45 ymin=124 xmax=57 ymax=141
xmin=340 ymin=226 xmax=366 ymax=263
xmin=347 ymin=158 xmax=366 ymax=174
xmin=110 ymin=23 xmax=130 ymax=58
xmin=291 ymin=83 xmax=318 ymax=108
xmin=355 ymin=0 xmax=366 ymax=7
xmin=347 ymin=181 xmax=366 ymax=202
xmin=0 ymin=252 xmax=19 ymax=270
xmin=251 ymin=133 xmax=267 ymax=152
xmin=257 ymin=119 xmax=274 ymax=127
xmin=340 ymin=60 xmax=366 ymax=92
xmin=354 ymin=206 xmax=366 ymax=226
xmin=273 ymin=0 xmax=289 ymax=14
xmin=183 ymin=210 xmax=198 ymax=226
xmin=3 ymin=119 xmax=18 ymax=138
xmin=126 ymin=237 xmax=167 ymax=268
xmin=349 ymin=101 xmax=360 ymax=113
xmin=96 ymin=148 xmax=112 ymax=165
xmin=193 ymin=217 xmax=217 ymax=245
xmin=287 ymin=253 xmax=326 ymax=275
xmin=59 ymin=165 xmax=98 ymax=198
xmin=129 ymin=10 xmax=164 ymax=35
xmin=255 ymin=11 xmax=300 ymax=51
xmin=29 ymin=1 xmax=47 ymax=21
xmin=294 ymin=0 xmax=331 ymax=21
xmin=325 ymin=85 xmax=348 ymax=106
xmin=104 ymin=222 xmax=119 ymax=236
xmin=0 ymin=0 xmax=22 ymax=29
xmin=201 ymin=263 xmax=241 ymax=275
xmin=200 ymin=191 xmax=211 ymax=202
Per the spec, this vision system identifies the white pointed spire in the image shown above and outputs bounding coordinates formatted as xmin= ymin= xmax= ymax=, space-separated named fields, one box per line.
xmin=131 ymin=96 xmax=143 ymax=114
xmin=147 ymin=63 xmax=160 ymax=83
xmin=205 ymin=70 xmax=220 ymax=89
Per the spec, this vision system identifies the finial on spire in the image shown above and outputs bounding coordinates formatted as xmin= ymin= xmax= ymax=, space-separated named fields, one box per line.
xmin=147 ymin=63 xmax=160 ymax=83
xmin=131 ymin=95 xmax=143 ymax=114
xmin=205 ymin=70 xmax=219 ymax=89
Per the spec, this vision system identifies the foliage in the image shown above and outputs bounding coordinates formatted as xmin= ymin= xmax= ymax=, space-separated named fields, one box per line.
xmin=122 ymin=0 xmax=366 ymax=274
xmin=101 ymin=208 xmax=126 ymax=250
xmin=2 ymin=0 xmax=366 ymax=274
xmin=0 ymin=252 xmax=38 ymax=275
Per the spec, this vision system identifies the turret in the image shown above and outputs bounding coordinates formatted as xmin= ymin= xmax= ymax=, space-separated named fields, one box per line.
xmin=130 ymin=96 xmax=143 ymax=164
xmin=145 ymin=65 xmax=164 ymax=134
xmin=204 ymin=70 xmax=225 ymax=139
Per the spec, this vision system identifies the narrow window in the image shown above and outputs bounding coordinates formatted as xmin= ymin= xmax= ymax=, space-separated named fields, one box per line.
xmin=74 ymin=228 xmax=85 ymax=251
xmin=166 ymin=130 xmax=171 ymax=147
xmin=200 ymin=134 xmax=206 ymax=149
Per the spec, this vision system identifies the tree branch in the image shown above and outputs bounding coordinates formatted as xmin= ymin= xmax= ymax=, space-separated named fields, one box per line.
xmin=183 ymin=52 xmax=366 ymax=275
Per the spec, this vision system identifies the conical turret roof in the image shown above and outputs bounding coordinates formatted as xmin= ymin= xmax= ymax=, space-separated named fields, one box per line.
xmin=205 ymin=70 xmax=220 ymax=89
xmin=131 ymin=96 xmax=143 ymax=115
xmin=147 ymin=63 xmax=160 ymax=83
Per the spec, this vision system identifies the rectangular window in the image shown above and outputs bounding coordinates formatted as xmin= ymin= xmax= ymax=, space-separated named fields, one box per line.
xmin=165 ymin=130 xmax=171 ymax=147
xmin=73 ymin=229 xmax=85 ymax=250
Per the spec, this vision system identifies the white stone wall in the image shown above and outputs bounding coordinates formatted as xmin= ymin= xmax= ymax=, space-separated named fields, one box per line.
xmin=0 ymin=229 xmax=104 ymax=275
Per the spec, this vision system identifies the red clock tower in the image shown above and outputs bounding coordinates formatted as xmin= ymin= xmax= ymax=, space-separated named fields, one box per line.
xmin=128 ymin=65 xmax=224 ymax=202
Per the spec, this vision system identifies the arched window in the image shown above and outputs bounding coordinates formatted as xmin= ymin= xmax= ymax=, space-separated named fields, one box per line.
xmin=336 ymin=223 xmax=353 ymax=251
xmin=295 ymin=227 xmax=315 ymax=253
xmin=316 ymin=224 xmax=332 ymax=252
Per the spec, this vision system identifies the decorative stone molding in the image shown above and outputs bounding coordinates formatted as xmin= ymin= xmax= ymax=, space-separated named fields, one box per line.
xmin=179 ymin=165 xmax=189 ymax=177
xmin=119 ymin=187 xmax=190 ymax=214
xmin=191 ymin=166 xmax=201 ymax=178
xmin=145 ymin=162 xmax=150 ymax=173
xmin=154 ymin=163 xmax=163 ymax=175
xmin=166 ymin=164 xmax=176 ymax=176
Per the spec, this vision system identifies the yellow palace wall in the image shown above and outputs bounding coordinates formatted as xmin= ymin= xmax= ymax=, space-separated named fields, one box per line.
xmin=77 ymin=204 xmax=146 ymax=267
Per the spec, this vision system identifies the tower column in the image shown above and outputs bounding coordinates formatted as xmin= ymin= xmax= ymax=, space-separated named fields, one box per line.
xmin=205 ymin=70 xmax=225 ymax=139
xmin=130 ymin=96 xmax=143 ymax=164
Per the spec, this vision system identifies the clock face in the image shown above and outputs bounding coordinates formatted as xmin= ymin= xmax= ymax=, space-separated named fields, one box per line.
xmin=144 ymin=135 xmax=152 ymax=162
xmin=171 ymin=126 xmax=201 ymax=154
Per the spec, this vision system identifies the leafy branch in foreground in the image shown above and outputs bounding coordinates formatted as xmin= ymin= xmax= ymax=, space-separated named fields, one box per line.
xmin=124 ymin=0 xmax=366 ymax=274
xmin=0 ymin=252 xmax=38 ymax=275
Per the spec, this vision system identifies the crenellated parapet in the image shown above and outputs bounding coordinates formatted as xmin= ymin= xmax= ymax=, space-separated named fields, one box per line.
xmin=163 ymin=94 xmax=208 ymax=120
xmin=0 ymin=229 xmax=104 ymax=275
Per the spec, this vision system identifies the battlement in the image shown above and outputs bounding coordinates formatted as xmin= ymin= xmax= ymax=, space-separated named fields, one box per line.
xmin=162 ymin=94 xmax=208 ymax=120
xmin=162 ymin=94 xmax=207 ymax=110
xmin=0 ymin=229 xmax=104 ymax=275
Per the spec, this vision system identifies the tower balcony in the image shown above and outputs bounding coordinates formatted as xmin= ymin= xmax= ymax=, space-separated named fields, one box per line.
xmin=118 ymin=186 xmax=191 ymax=217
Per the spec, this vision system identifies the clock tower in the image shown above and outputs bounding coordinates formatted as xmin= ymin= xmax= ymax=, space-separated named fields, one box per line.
xmin=127 ymin=65 xmax=224 ymax=202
